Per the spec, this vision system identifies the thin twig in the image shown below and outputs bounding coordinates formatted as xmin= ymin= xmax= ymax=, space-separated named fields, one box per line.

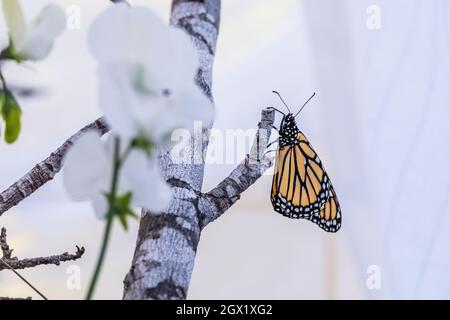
xmin=0 ymin=227 xmax=85 ymax=299
xmin=0 ymin=228 xmax=85 ymax=271
xmin=0 ymin=258 xmax=48 ymax=300
xmin=0 ymin=227 xmax=13 ymax=258
xmin=0 ymin=246 xmax=85 ymax=271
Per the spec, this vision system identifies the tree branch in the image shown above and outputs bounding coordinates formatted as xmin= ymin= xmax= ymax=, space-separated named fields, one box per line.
xmin=123 ymin=0 xmax=221 ymax=300
xmin=0 ymin=227 xmax=85 ymax=271
xmin=199 ymin=108 xmax=274 ymax=226
xmin=123 ymin=1 xmax=275 ymax=300
xmin=0 ymin=0 xmax=275 ymax=300
xmin=0 ymin=226 xmax=13 ymax=258
xmin=172 ymin=0 xmax=220 ymax=98
xmin=0 ymin=118 xmax=109 ymax=216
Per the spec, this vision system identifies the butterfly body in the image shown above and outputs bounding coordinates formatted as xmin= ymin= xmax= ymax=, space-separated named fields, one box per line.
xmin=271 ymin=112 xmax=341 ymax=233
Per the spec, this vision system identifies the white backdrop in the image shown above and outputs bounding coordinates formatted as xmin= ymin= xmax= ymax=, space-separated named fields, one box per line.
xmin=302 ymin=0 xmax=450 ymax=298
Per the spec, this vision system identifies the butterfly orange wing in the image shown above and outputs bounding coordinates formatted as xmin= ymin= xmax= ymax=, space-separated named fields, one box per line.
xmin=271 ymin=131 xmax=341 ymax=232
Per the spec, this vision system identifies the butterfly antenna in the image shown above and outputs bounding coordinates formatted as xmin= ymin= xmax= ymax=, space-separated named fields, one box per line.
xmin=294 ymin=92 xmax=316 ymax=117
xmin=272 ymin=90 xmax=291 ymax=113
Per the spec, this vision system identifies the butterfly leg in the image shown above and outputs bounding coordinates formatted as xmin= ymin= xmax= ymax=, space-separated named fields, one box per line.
xmin=271 ymin=125 xmax=279 ymax=132
xmin=264 ymin=149 xmax=278 ymax=156
xmin=267 ymin=107 xmax=285 ymax=116
xmin=267 ymin=139 xmax=279 ymax=149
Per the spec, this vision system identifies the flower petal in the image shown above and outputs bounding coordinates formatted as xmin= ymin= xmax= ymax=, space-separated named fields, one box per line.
xmin=148 ymin=85 xmax=214 ymax=144
xmin=89 ymin=4 xmax=199 ymax=89
xmin=2 ymin=0 xmax=27 ymax=50
xmin=20 ymin=4 xmax=66 ymax=60
xmin=98 ymin=62 xmax=143 ymax=141
xmin=121 ymin=150 xmax=171 ymax=212
xmin=89 ymin=4 xmax=162 ymax=64
xmin=31 ymin=4 xmax=66 ymax=39
xmin=89 ymin=4 xmax=211 ymax=149
xmin=63 ymin=131 xmax=111 ymax=201
xmin=92 ymin=193 xmax=109 ymax=220
xmin=145 ymin=26 xmax=199 ymax=91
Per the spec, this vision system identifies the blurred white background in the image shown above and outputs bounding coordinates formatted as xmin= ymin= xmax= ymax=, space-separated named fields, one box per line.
xmin=0 ymin=0 xmax=449 ymax=299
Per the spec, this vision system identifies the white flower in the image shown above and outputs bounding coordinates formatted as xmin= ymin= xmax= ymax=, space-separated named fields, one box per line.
xmin=63 ymin=131 xmax=171 ymax=219
xmin=88 ymin=3 xmax=213 ymax=145
xmin=1 ymin=0 xmax=65 ymax=61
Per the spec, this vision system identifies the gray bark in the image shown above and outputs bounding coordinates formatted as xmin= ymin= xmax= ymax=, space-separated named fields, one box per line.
xmin=0 ymin=227 xmax=84 ymax=271
xmin=0 ymin=118 xmax=109 ymax=216
xmin=122 ymin=109 xmax=274 ymax=300
xmin=199 ymin=109 xmax=274 ymax=226
xmin=0 ymin=0 xmax=276 ymax=300
xmin=122 ymin=0 xmax=221 ymax=300
xmin=122 ymin=0 xmax=275 ymax=300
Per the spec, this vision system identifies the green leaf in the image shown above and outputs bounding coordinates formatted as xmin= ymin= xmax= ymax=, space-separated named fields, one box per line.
xmin=0 ymin=42 xmax=25 ymax=63
xmin=1 ymin=89 xmax=21 ymax=143
xmin=118 ymin=214 xmax=129 ymax=231
xmin=108 ymin=192 xmax=138 ymax=231
xmin=131 ymin=133 xmax=153 ymax=156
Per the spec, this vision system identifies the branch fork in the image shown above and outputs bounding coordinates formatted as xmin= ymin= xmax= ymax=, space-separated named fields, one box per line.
xmin=0 ymin=227 xmax=85 ymax=271
xmin=0 ymin=0 xmax=277 ymax=300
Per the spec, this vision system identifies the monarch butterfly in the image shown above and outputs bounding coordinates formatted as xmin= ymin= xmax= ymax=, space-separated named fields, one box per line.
xmin=269 ymin=91 xmax=341 ymax=233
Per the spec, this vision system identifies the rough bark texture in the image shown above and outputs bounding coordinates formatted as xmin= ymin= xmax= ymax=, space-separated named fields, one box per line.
xmin=0 ymin=118 xmax=109 ymax=216
xmin=200 ymin=109 xmax=274 ymax=226
xmin=122 ymin=108 xmax=274 ymax=299
xmin=122 ymin=0 xmax=276 ymax=299
xmin=0 ymin=227 xmax=84 ymax=271
xmin=0 ymin=0 xmax=276 ymax=300
xmin=123 ymin=0 xmax=221 ymax=300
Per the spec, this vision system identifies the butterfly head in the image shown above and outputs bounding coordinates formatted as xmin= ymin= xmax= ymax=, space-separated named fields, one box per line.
xmin=271 ymin=91 xmax=315 ymax=146
xmin=279 ymin=113 xmax=300 ymax=146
